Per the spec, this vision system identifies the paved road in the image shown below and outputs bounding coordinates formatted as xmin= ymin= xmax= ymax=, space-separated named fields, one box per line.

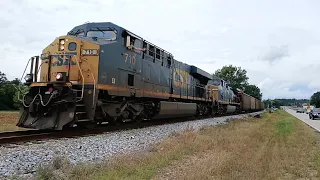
xmin=285 ymin=108 xmax=320 ymax=132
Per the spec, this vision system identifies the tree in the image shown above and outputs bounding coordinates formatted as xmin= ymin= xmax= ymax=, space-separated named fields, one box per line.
xmin=272 ymin=100 xmax=282 ymax=108
xmin=310 ymin=92 xmax=320 ymax=108
xmin=263 ymin=99 xmax=272 ymax=108
xmin=214 ymin=65 xmax=249 ymax=91
xmin=0 ymin=84 xmax=18 ymax=110
xmin=0 ymin=72 xmax=24 ymax=110
xmin=0 ymin=71 xmax=7 ymax=85
xmin=11 ymin=78 xmax=21 ymax=85
xmin=244 ymin=84 xmax=262 ymax=100
xmin=13 ymin=83 xmax=28 ymax=109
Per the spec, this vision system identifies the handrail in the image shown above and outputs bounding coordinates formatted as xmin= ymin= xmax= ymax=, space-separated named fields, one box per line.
xmin=81 ymin=59 xmax=96 ymax=108
xmin=14 ymin=62 xmax=48 ymax=103
xmin=19 ymin=54 xmax=86 ymax=106
xmin=72 ymin=55 xmax=85 ymax=102
xmin=17 ymin=57 xmax=33 ymax=102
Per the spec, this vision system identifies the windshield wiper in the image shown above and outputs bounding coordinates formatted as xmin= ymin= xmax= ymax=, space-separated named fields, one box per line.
xmin=96 ymin=27 xmax=105 ymax=34
xmin=68 ymin=29 xmax=84 ymax=36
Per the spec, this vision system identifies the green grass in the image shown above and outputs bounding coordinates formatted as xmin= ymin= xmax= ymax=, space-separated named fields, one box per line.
xmin=315 ymin=152 xmax=320 ymax=173
xmin=274 ymin=117 xmax=294 ymax=136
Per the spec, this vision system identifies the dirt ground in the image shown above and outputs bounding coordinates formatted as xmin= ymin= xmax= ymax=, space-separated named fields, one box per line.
xmin=0 ymin=111 xmax=25 ymax=131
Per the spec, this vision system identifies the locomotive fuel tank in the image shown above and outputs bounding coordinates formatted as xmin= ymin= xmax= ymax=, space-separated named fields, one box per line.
xmin=155 ymin=101 xmax=197 ymax=118
xmin=226 ymin=105 xmax=236 ymax=113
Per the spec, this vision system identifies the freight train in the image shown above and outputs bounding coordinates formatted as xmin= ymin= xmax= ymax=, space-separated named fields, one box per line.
xmin=16 ymin=22 xmax=264 ymax=130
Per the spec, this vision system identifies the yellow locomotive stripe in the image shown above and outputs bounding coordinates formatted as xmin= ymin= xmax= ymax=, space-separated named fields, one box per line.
xmin=30 ymin=82 xmax=72 ymax=87
xmin=30 ymin=83 xmax=47 ymax=87
xmin=29 ymin=83 xmax=239 ymax=104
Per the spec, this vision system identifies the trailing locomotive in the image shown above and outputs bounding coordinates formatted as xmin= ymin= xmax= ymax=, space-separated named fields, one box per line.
xmin=17 ymin=22 xmax=264 ymax=130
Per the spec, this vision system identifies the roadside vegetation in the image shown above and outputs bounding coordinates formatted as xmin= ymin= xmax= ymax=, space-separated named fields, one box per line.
xmin=35 ymin=110 xmax=320 ymax=180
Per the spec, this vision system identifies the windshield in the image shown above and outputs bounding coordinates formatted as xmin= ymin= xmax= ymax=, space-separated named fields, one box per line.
xmin=68 ymin=29 xmax=85 ymax=37
xmin=87 ymin=28 xmax=117 ymax=40
xmin=313 ymin=108 xmax=320 ymax=112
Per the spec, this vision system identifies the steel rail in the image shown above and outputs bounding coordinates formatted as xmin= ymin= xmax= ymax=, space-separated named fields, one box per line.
xmin=0 ymin=111 xmax=264 ymax=145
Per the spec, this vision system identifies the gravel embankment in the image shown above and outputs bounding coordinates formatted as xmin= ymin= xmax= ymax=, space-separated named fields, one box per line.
xmin=0 ymin=111 xmax=263 ymax=178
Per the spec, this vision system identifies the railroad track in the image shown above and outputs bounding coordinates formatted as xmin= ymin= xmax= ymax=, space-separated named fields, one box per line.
xmin=0 ymin=130 xmax=55 ymax=145
xmin=0 ymin=111 xmax=257 ymax=145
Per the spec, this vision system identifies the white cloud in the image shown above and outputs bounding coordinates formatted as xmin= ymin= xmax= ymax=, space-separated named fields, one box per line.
xmin=1 ymin=0 xmax=320 ymax=99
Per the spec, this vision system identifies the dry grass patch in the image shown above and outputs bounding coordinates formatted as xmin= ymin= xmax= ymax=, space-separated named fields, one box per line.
xmin=36 ymin=110 xmax=320 ymax=180
xmin=0 ymin=111 xmax=25 ymax=131
xmin=155 ymin=110 xmax=320 ymax=180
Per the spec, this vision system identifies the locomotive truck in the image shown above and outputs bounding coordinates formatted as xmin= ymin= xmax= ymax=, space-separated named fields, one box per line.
xmin=17 ymin=22 xmax=264 ymax=130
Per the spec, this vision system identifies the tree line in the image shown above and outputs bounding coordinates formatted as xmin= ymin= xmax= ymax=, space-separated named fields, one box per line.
xmin=310 ymin=92 xmax=320 ymax=108
xmin=0 ymin=71 xmax=27 ymax=110
xmin=213 ymin=65 xmax=262 ymax=100
xmin=264 ymin=95 xmax=320 ymax=109
xmin=262 ymin=99 xmax=310 ymax=108
xmin=213 ymin=65 xmax=320 ymax=108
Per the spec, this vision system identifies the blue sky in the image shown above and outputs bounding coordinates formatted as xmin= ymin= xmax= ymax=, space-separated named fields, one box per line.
xmin=0 ymin=0 xmax=319 ymax=99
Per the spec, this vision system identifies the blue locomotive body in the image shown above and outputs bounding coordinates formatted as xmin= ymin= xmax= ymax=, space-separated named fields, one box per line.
xmin=17 ymin=22 xmax=261 ymax=130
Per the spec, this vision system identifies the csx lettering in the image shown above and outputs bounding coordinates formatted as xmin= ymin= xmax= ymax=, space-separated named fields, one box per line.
xmin=51 ymin=55 xmax=76 ymax=67
xmin=173 ymin=68 xmax=189 ymax=88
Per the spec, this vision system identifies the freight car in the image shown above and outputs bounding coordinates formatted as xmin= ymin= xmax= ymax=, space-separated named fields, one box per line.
xmin=17 ymin=22 xmax=263 ymax=130
xmin=237 ymin=92 xmax=264 ymax=113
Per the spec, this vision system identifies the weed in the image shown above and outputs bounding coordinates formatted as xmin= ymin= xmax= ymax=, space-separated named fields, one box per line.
xmin=274 ymin=117 xmax=294 ymax=136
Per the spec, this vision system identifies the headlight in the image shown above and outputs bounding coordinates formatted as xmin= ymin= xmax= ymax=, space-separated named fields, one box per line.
xmin=59 ymin=39 xmax=65 ymax=51
xmin=56 ymin=73 xmax=63 ymax=80
xmin=24 ymin=74 xmax=33 ymax=82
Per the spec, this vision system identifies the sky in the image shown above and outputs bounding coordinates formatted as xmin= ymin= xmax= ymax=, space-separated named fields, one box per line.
xmin=0 ymin=0 xmax=319 ymax=100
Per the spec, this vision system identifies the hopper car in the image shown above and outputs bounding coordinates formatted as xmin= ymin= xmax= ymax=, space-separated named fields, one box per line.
xmin=16 ymin=22 xmax=264 ymax=130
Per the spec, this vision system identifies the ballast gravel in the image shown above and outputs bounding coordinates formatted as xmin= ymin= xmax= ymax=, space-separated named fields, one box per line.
xmin=0 ymin=111 xmax=263 ymax=178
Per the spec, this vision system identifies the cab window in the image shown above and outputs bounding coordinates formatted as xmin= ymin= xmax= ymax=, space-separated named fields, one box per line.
xmin=68 ymin=29 xmax=85 ymax=37
xmin=76 ymin=32 xmax=85 ymax=37
xmin=87 ymin=28 xmax=117 ymax=40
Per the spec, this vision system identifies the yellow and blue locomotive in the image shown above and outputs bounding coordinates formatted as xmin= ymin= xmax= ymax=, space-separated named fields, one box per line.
xmin=17 ymin=22 xmax=263 ymax=130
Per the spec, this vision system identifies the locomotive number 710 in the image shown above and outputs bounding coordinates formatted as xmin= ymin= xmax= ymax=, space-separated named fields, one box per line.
xmin=123 ymin=53 xmax=136 ymax=65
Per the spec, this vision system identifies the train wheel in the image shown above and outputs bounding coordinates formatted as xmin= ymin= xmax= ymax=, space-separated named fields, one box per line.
xmin=77 ymin=122 xmax=98 ymax=129
xmin=197 ymin=104 xmax=204 ymax=116
xmin=134 ymin=115 xmax=143 ymax=124
xmin=211 ymin=108 xmax=218 ymax=117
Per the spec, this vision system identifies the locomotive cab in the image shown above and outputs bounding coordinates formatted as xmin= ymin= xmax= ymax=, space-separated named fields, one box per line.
xmin=16 ymin=24 xmax=114 ymax=130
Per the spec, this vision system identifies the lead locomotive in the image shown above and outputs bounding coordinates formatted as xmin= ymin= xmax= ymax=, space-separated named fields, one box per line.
xmin=17 ymin=22 xmax=263 ymax=130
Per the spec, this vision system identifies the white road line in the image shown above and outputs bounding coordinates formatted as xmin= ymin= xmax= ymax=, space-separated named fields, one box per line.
xmin=285 ymin=108 xmax=320 ymax=132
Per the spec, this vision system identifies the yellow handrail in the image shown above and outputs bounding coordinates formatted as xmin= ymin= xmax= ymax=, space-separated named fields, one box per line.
xmin=72 ymin=55 xmax=85 ymax=102
xmin=81 ymin=59 xmax=96 ymax=108
xmin=20 ymin=54 xmax=88 ymax=105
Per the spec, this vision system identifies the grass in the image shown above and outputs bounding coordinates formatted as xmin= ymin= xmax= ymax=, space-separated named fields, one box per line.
xmin=274 ymin=116 xmax=294 ymax=136
xmin=36 ymin=110 xmax=320 ymax=180
xmin=0 ymin=111 xmax=25 ymax=131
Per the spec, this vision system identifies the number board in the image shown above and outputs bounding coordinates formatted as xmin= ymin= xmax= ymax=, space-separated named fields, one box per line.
xmin=81 ymin=49 xmax=99 ymax=56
